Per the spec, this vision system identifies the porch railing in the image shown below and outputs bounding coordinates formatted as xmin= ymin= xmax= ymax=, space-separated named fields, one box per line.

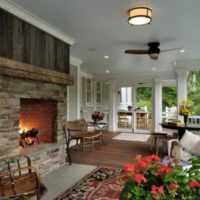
xmin=188 ymin=116 xmax=200 ymax=127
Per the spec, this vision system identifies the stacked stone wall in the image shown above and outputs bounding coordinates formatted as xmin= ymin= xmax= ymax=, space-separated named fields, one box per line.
xmin=0 ymin=74 xmax=68 ymax=173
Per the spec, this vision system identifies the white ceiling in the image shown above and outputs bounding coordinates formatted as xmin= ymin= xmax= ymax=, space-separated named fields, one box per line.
xmin=6 ymin=0 xmax=200 ymax=78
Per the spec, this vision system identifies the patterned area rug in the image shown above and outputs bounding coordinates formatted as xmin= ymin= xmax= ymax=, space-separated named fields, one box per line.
xmin=54 ymin=166 xmax=123 ymax=200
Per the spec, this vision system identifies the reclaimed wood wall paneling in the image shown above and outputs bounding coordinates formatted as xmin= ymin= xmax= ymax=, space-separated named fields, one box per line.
xmin=0 ymin=9 xmax=70 ymax=74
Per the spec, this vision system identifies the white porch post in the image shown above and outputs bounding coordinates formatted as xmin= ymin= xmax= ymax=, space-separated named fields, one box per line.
xmin=108 ymin=80 xmax=117 ymax=131
xmin=152 ymin=79 xmax=162 ymax=132
xmin=132 ymin=83 xmax=136 ymax=132
xmin=176 ymin=69 xmax=188 ymax=120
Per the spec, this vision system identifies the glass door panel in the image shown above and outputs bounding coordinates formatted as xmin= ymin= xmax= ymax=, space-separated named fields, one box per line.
xmin=117 ymin=87 xmax=132 ymax=130
xmin=135 ymin=86 xmax=152 ymax=132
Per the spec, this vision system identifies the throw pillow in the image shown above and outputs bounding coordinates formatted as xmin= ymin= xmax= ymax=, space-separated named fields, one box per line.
xmin=172 ymin=130 xmax=200 ymax=161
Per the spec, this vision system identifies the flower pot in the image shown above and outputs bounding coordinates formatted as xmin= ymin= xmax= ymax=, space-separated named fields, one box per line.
xmin=127 ymin=106 xmax=132 ymax=111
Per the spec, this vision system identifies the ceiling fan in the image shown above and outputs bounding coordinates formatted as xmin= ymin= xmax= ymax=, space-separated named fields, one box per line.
xmin=124 ymin=42 xmax=181 ymax=60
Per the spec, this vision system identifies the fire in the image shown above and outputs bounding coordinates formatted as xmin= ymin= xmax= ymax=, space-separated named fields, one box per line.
xmin=18 ymin=124 xmax=39 ymax=149
xmin=19 ymin=124 xmax=28 ymax=134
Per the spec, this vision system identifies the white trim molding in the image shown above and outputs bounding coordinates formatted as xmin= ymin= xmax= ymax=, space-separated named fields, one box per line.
xmin=70 ymin=56 xmax=82 ymax=66
xmin=0 ymin=0 xmax=75 ymax=45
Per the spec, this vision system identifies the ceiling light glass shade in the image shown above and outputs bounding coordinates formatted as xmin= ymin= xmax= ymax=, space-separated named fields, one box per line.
xmin=128 ymin=7 xmax=152 ymax=25
xmin=149 ymin=53 xmax=159 ymax=60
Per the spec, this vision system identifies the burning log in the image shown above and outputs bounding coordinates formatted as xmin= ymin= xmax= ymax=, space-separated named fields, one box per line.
xmin=20 ymin=128 xmax=38 ymax=139
xmin=19 ymin=128 xmax=39 ymax=148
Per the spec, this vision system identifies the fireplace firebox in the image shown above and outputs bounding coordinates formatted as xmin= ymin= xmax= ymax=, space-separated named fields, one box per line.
xmin=19 ymin=99 xmax=57 ymax=147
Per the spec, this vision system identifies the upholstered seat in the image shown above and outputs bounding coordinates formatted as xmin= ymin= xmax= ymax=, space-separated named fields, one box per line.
xmin=171 ymin=130 xmax=200 ymax=161
xmin=162 ymin=130 xmax=200 ymax=164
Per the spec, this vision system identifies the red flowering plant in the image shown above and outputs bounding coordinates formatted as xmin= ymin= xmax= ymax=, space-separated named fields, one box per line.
xmin=120 ymin=154 xmax=200 ymax=200
xmin=91 ymin=111 xmax=104 ymax=123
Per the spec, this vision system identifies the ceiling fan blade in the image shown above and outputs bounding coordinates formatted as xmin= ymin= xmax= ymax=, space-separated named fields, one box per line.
xmin=161 ymin=48 xmax=182 ymax=52
xmin=124 ymin=49 xmax=148 ymax=54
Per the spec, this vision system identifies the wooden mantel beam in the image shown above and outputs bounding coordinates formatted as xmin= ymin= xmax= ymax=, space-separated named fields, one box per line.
xmin=0 ymin=56 xmax=73 ymax=86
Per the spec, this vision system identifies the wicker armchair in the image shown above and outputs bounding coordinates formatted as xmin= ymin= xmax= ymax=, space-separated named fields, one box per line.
xmin=0 ymin=155 xmax=47 ymax=200
xmin=63 ymin=118 xmax=103 ymax=165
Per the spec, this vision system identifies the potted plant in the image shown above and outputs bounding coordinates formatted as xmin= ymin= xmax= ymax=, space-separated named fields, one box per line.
xmin=179 ymin=99 xmax=193 ymax=125
xmin=127 ymin=106 xmax=132 ymax=111
xmin=120 ymin=154 xmax=200 ymax=200
xmin=91 ymin=111 xmax=104 ymax=123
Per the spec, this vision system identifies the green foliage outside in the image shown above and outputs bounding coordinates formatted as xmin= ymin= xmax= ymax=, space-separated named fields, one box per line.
xmin=135 ymin=71 xmax=200 ymax=115
xmin=188 ymin=71 xmax=200 ymax=115
xmin=136 ymin=86 xmax=177 ymax=113
xmin=162 ymin=87 xmax=176 ymax=111
xmin=136 ymin=87 xmax=152 ymax=113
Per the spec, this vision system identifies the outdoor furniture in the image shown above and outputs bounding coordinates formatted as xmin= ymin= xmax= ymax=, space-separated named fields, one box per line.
xmin=171 ymin=130 xmax=200 ymax=161
xmin=162 ymin=130 xmax=200 ymax=169
xmin=0 ymin=155 xmax=47 ymax=200
xmin=63 ymin=118 xmax=103 ymax=165
xmin=136 ymin=112 xmax=148 ymax=128
xmin=156 ymin=135 xmax=179 ymax=156
xmin=87 ymin=121 xmax=108 ymax=145
xmin=153 ymin=127 xmax=179 ymax=156
xmin=118 ymin=111 xmax=130 ymax=128
xmin=87 ymin=121 xmax=109 ymax=132
xmin=160 ymin=122 xmax=200 ymax=140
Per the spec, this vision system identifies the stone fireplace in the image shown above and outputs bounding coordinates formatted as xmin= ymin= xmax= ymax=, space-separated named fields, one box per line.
xmin=0 ymin=7 xmax=73 ymax=175
xmin=0 ymin=57 xmax=73 ymax=175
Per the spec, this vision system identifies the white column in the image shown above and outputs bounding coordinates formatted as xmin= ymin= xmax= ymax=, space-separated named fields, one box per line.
xmin=176 ymin=69 xmax=188 ymax=120
xmin=108 ymin=80 xmax=117 ymax=131
xmin=132 ymin=83 xmax=136 ymax=132
xmin=76 ymin=65 xmax=81 ymax=118
xmin=152 ymin=79 xmax=162 ymax=132
xmin=69 ymin=56 xmax=83 ymax=119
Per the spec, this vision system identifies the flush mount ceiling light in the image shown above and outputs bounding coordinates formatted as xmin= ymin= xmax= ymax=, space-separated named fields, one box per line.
xmin=128 ymin=7 xmax=152 ymax=25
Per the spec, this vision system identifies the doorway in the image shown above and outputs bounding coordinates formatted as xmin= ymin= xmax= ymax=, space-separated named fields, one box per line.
xmin=117 ymin=87 xmax=133 ymax=131
xmin=134 ymin=85 xmax=152 ymax=132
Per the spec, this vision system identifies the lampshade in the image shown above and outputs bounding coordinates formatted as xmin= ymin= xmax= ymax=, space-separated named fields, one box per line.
xmin=128 ymin=7 xmax=152 ymax=25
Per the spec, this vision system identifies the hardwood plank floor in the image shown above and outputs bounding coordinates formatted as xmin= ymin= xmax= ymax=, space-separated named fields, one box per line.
xmin=68 ymin=132 xmax=163 ymax=168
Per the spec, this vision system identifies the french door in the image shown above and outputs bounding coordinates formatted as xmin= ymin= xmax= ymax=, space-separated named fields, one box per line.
xmin=133 ymin=84 xmax=152 ymax=133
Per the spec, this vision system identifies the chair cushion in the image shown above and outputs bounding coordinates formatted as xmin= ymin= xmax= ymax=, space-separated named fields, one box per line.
xmin=84 ymin=131 xmax=102 ymax=139
xmin=162 ymin=156 xmax=191 ymax=169
xmin=172 ymin=130 xmax=200 ymax=161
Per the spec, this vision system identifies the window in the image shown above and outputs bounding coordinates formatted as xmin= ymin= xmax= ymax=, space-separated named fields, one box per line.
xmin=96 ymin=82 xmax=102 ymax=105
xmin=120 ymin=87 xmax=132 ymax=105
xmin=188 ymin=71 xmax=200 ymax=115
xmin=85 ymin=78 xmax=93 ymax=106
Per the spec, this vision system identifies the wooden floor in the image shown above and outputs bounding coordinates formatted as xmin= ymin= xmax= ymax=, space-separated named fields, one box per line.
xmin=68 ymin=132 xmax=163 ymax=168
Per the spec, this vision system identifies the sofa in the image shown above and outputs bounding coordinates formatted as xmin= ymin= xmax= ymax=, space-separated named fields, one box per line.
xmin=163 ymin=130 xmax=200 ymax=168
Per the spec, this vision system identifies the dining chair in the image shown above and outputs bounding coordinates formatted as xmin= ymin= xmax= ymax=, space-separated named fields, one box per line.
xmin=118 ymin=112 xmax=129 ymax=128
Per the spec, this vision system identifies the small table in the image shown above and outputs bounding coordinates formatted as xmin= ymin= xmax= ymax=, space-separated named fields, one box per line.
xmin=88 ymin=121 xmax=109 ymax=132
xmin=160 ymin=123 xmax=200 ymax=140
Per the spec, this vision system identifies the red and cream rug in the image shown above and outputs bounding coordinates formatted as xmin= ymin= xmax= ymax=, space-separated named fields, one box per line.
xmin=54 ymin=166 xmax=123 ymax=200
